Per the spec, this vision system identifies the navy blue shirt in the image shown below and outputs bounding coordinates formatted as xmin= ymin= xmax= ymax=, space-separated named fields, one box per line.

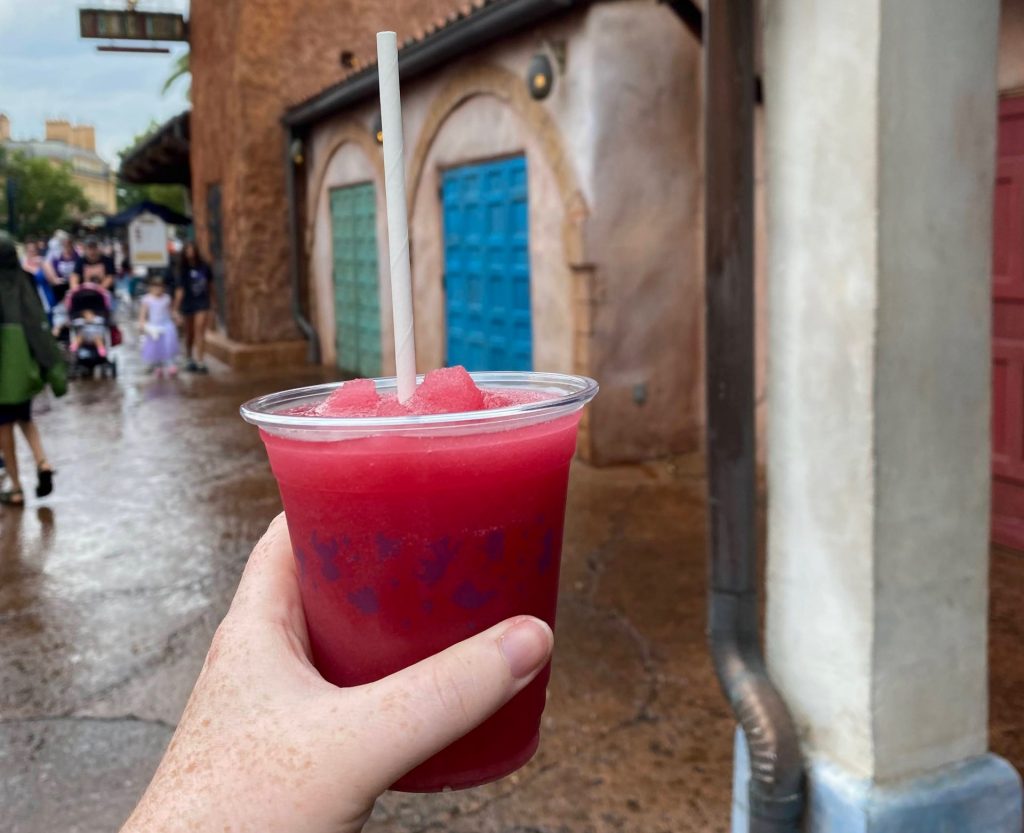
xmin=76 ymin=255 xmax=115 ymax=287
xmin=177 ymin=262 xmax=212 ymax=312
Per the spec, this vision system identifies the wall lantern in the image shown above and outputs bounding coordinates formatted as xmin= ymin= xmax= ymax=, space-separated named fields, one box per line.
xmin=372 ymin=113 xmax=384 ymax=145
xmin=527 ymin=53 xmax=554 ymax=100
xmin=290 ymin=137 xmax=304 ymax=166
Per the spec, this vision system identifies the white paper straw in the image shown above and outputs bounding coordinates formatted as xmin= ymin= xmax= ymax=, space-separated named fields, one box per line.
xmin=376 ymin=31 xmax=417 ymax=403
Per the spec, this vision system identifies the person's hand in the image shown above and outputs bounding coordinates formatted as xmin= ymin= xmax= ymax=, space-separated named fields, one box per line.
xmin=173 ymin=311 xmax=183 ymax=327
xmin=119 ymin=514 xmax=554 ymax=833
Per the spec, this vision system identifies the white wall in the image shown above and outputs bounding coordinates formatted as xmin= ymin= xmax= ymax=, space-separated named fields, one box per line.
xmin=765 ymin=0 xmax=1000 ymax=782
xmin=765 ymin=0 xmax=880 ymax=774
xmin=871 ymin=0 xmax=998 ymax=779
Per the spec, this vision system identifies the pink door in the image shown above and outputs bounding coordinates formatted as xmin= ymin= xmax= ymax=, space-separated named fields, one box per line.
xmin=992 ymin=96 xmax=1024 ymax=549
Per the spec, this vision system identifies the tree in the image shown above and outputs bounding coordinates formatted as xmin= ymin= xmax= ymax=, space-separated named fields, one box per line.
xmin=116 ymin=122 xmax=189 ymax=215
xmin=163 ymin=50 xmax=190 ymax=99
xmin=0 ymin=148 xmax=90 ymax=238
xmin=116 ymin=181 xmax=188 ymax=215
xmin=115 ymin=181 xmax=187 ymax=214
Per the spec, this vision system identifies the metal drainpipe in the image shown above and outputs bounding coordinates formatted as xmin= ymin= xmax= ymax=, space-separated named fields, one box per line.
xmin=284 ymin=126 xmax=321 ymax=364
xmin=703 ymin=2 xmax=804 ymax=832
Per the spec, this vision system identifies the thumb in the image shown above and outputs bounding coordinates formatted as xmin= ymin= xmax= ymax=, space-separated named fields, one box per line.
xmin=347 ymin=615 xmax=554 ymax=792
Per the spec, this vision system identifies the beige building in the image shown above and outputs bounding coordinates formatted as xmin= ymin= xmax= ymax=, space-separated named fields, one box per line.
xmin=282 ymin=0 xmax=1024 ymax=468
xmin=175 ymin=0 xmax=1024 ymax=466
xmin=0 ymin=114 xmax=117 ymax=214
xmin=286 ymin=0 xmax=703 ymax=465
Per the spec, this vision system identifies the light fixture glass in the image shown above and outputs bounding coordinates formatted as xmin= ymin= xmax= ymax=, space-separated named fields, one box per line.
xmin=527 ymin=53 xmax=554 ymax=101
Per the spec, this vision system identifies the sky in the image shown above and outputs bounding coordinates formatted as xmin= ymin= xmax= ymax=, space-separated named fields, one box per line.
xmin=0 ymin=0 xmax=190 ymax=164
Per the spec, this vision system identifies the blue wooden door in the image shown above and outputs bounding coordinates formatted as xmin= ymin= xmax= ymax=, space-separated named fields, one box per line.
xmin=330 ymin=183 xmax=382 ymax=376
xmin=441 ymin=156 xmax=532 ymax=371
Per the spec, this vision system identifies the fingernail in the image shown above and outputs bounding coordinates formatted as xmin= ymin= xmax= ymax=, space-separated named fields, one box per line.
xmin=499 ymin=617 xmax=553 ymax=679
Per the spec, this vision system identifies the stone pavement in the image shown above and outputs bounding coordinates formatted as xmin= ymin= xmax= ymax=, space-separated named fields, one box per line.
xmin=1 ymin=346 xmax=1022 ymax=833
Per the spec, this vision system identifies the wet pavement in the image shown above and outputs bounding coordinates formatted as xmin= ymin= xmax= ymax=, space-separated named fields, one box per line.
xmin=1 ymin=343 xmax=1023 ymax=833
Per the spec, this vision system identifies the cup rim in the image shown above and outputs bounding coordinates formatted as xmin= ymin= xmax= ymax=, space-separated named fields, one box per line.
xmin=240 ymin=370 xmax=599 ymax=434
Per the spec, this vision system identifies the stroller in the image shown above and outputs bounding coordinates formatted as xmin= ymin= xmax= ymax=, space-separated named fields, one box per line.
xmin=66 ymin=283 xmax=118 ymax=379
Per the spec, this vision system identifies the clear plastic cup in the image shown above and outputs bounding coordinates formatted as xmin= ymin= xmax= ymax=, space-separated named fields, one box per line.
xmin=241 ymin=371 xmax=598 ymax=791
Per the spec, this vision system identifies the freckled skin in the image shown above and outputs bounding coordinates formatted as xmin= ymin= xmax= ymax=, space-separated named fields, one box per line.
xmin=119 ymin=514 xmax=553 ymax=833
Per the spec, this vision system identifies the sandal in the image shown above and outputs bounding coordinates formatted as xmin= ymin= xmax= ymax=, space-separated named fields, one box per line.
xmin=36 ymin=467 xmax=55 ymax=498
xmin=0 ymin=489 xmax=25 ymax=507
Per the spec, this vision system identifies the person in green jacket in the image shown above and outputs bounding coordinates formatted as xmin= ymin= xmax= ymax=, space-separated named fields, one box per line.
xmin=0 ymin=232 xmax=66 ymax=507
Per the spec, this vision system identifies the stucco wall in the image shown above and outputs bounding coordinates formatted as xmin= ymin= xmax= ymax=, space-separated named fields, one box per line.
xmin=570 ymin=3 xmax=703 ymax=462
xmin=765 ymin=0 xmax=998 ymax=781
xmin=303 ymin=0 xmax=703 ymax=463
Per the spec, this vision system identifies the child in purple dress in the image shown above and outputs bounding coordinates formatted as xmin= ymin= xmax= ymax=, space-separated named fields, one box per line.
xmin=138 ymin=277 xmax=179 ymax=377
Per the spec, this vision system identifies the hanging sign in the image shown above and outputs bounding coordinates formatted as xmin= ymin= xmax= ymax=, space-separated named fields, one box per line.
xmin=79 ymin=9 xmax=188 ymax=42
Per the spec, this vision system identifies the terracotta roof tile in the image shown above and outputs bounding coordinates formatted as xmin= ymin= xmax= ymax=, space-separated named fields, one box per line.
xmin=285 ymin=0 xmax=593 ymax=124
xmin=343 ymin=0 xmax=512 ymax=78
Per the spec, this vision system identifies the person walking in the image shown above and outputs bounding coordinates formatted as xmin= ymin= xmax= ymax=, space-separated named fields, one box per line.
xmin=139 ymin=277 xmax=179 ymax=377
xmin=115 ymin=257 xmax=133 ymax=306
xmin=173 ymin=242 xmax=212 ymax=374
xmin=21 ymin=240 xmax=44 ymax=275
xmin=0 ymin=233 xmax=66 ymax=507
xmin=76 ymin=236 xmax=116 ymax=290
xmin=22 ymin=240 xmax=56 ymax=326
xmin=43 ymin=232 xmax=80 ymax=306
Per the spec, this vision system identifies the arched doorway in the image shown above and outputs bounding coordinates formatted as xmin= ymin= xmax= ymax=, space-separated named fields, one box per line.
xmin=406 ymin=66 xmax=590 ymax=376
xmin=305 ymin=126 xmax=390 ymax=372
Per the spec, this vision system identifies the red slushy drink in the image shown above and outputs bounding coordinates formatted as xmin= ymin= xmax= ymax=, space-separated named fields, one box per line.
xmin=241 ymin=369 xmax=597 ymax=791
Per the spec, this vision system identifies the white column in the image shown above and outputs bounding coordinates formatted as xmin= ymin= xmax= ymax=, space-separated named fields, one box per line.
xmin=762 ymin=2 xmax=1020 ymax=828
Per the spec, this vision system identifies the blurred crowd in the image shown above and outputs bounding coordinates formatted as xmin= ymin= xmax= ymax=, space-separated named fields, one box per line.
xmin=1 ymin=229 xmax=214 ymax=507
xmin=15 ymin=230 xmax=213 ymax=377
